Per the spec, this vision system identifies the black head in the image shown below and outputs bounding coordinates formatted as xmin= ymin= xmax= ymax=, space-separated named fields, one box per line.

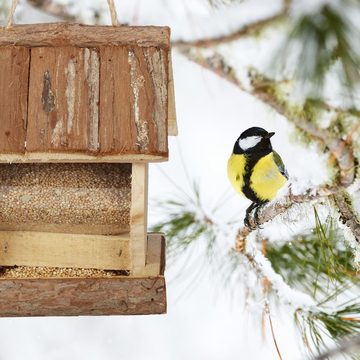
xmin=233 ymin=127 xmax=275 ymax=155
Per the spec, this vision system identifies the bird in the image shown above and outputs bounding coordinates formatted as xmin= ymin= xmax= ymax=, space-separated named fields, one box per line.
xmin=227 ymin=127 xmax=288 ymax=228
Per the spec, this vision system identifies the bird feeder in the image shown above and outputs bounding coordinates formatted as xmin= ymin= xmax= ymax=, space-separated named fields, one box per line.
xmin=0 ymin=23 xmax=177 ymax=316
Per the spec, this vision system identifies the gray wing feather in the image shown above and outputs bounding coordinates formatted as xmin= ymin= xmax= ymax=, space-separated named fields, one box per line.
xmin=273 ymin=151 xmax=289 ymax=179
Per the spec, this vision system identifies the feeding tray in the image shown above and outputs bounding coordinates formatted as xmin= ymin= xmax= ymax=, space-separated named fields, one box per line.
xmin=0 ymin=23 xmax=177 ymax=316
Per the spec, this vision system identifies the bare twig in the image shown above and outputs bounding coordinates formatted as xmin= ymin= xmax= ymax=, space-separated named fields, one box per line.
xmin=27 ymin=0 xmax=77 ymax=21
xmin=173 ymin=12 xmax=285 ymax=49
xmin=265 ymin=303 xmax=283 ymax=360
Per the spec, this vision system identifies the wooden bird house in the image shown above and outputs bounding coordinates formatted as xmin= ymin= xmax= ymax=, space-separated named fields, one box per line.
xmin=0 ymin=23 xmax=177 ymax=316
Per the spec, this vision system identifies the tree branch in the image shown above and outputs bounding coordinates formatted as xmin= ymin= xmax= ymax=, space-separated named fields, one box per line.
xmin=333 ymin=192 xmax=360 ymax=243
xmin=173 ymin=12 xmax=285 ymax=49
xmin=27 ymin=0 xmax=77 ymax=21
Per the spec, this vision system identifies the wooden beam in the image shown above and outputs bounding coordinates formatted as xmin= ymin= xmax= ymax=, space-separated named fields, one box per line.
xmin=0 ymin=233 xmax=166 ymax=316
xmin=0 ymin=23 xmax=170 ymax=49
xmin=0 ymin=277 xmax=166 ymax=316
xmin=145 ymin=232 xmax=166 ymax=276
xmin=168 ymin=51 xmax=178 ymax=136
xmin=0 ymin=152 xmax=167 ymax=163
xmin=0 ymin=46 xmax=29 ymax=153
xmin=130 ymin=163 xmax=148 ymax=275
xmin=0 ymin=232 xmax=131 ymax=270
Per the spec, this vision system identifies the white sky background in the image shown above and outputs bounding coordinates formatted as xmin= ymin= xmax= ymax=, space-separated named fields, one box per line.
xmin=0 ymin=0 xmax=339 ymax=359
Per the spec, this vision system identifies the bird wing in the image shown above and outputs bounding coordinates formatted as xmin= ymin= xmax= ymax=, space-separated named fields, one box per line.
xmin=273 ymin=151 xmax=289 ymax=179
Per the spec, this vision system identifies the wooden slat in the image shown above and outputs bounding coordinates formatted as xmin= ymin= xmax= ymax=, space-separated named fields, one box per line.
xmin=0 ymin=152 xmax=166 ymax=163
xmin=167 ymin=51 xmax=178 ymax=136
xmin=0 ymin=46 xmax=29 ymax=153
xmin=130 ymin=163 xmax=148 ymax=275
xmin=144 ymin=47 xmax=169 ymax=151
xmin=99 ymin=46 xmax=136 ymax=154
xmin=0 ymin=23 xmax=170 ymax=49
xmin=0 ymin=277 xmax=166 ymax=316
xmin=26 ymin=47 xmax=100 ymax=153
xmin=99 ymin=46 xmax=168 ymax=156
xmin=145 ymin=233 xmax=166 ymax=276
xmin=0 ymin=232 xmax=131 ymax=270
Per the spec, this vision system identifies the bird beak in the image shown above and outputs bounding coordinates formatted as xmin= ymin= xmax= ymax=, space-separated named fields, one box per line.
xmin=264 ymin=132 xmax=275 ymax=139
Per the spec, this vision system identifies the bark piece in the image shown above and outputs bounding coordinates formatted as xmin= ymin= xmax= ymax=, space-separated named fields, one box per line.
xmin=27 ymin=46 xmax=100 ymax=153
xmin=0 ymin=46 xmax=29 ymax=153
xmin=0 ymin=277 xmax=166 ymax=316
xmin=0 ymin=23 xmax=170 ymax=49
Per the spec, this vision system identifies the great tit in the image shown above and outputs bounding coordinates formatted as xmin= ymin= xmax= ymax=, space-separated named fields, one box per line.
xmin=227 ymin=127 xmax=288 ymax=228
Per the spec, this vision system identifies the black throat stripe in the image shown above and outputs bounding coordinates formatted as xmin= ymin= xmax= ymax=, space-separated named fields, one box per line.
xmin=242 ymin=151 xmax=271 ymax=204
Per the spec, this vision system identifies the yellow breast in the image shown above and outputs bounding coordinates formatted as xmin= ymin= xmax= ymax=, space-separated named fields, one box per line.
xmin=250 ymin=152 xmax=287 ymax=202
xmin=227 ymin=154 xmax=246 ymax=196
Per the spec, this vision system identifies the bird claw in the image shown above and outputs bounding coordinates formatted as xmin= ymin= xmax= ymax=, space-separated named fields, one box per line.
xmin=244 ymin=203 xmax=264 ymax=230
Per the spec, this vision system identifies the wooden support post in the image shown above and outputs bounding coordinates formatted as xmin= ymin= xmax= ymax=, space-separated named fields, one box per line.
xmin=130 ymin=163 xmax=148 ymax=275
xmin=168 ymin=51 xmax=178 ymax=136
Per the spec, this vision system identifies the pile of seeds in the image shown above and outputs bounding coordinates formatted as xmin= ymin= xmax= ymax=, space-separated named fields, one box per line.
xmin=0 ymin=265 xmax=130 ymax=278
xmin=0 ymin=163 xmax=131 ymax=235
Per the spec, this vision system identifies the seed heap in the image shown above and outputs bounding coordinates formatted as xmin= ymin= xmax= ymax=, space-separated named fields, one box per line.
xmin=0 ymin=266 xmax=130 ymax=278
xmin=0 ymin=163 xmax=131 ymax=235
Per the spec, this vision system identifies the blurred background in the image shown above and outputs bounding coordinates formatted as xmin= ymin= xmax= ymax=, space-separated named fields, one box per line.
xmin=0 ymin=0 xmax=360 ymax=359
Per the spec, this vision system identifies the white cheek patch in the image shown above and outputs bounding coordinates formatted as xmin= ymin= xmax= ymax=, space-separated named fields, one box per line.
xmin=238 ymin=136 xmax=262 ymax=151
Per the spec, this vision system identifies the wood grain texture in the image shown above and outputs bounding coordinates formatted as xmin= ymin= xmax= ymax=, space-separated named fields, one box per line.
xmin=0 ymin=23 xmax=170 ymax=49
xmin=168 ymin=51 xmax=178 ymax=136
xmin=0 ymin=232 xmax=131 ymax=270
xmin=99 ymin=46 xmax=136 ymax=154
xmin=27 ymin=47 xmax=100 ymax=153
xmin=145 ymin=233 xmax=166 ymax=276
xmin=0 ymin=277 xmax=166 ymax=316
xmin=99 ymin=46 xmax=168 ymax=156
xmin=0 ymin=46 xmax=29 ymax=153
xmin=130 ymin=163 xmax=148 ymax=275
xmin=0 ymin=152 xmax=166 ymax=163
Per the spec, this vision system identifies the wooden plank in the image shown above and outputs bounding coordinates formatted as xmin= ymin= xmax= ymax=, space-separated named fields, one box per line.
xmin=130 ymin=163 xmax=148 ymax=275
xmin=99 ymin=46 xmax=137 ymax=154
xmin=0 ymin=277 xmax=166 ymax=316
xmin=26 ymin=47 xmax=100 ymax=153
xmin=99 ymin=46 xmax=168 ymax=157
xmin=167 ymin=51 xmax=178 ymax=136
xmin=0 ymin=23 xmax=170 ymax=49
xmin=0 ymin=152 xmax=167 ymax=163
xmin=0 ymin=46 xmax=29 ymax=153
xmin=144 ymin=233 xmax=166 ymax=276
xmin=0 ymin=232 xmax=131 ymax=270
xmin=143 ymin=47 xmax=169 ymax=151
